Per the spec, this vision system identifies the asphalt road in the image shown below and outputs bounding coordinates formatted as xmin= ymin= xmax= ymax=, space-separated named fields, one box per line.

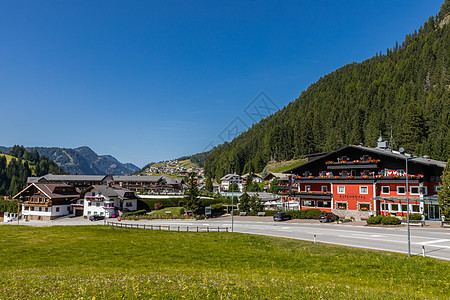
xmin=8 ymin=216 xmax=450 ymax=261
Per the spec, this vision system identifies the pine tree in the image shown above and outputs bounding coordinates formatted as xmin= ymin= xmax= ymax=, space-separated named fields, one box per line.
xmin=184 ymin=173 xmax=200 ymax=215
xmin=250 ymin=193 xmax=263 ymax=212
xmin=268 ymin=178 xmax=279 ymax=194
xmin=205 ymin=177 xmax=213 ymax=192
xmin=438 ymin=160 xmax=450 ymax=221
xmin=244 ymin=173 xmax=253 ymax=191
xmin=239 ymin=192 xmax=251 ymax=213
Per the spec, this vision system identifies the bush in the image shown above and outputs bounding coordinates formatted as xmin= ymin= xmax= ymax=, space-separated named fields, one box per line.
xmin=137 ymin=198 xmax=232 ymax=211
xmin=366 ymin=215 xmax=384 ymax=224
xmin=366 ymin=215 xmax=401 ymax=225
xmin=381 ymin=216 xmax=402 ymax=225
xmin=409 ymin=214 xmax=422 ymax=220
xmin=122 ymin=209 xmax=147 ymax=217
xmin=155 ymin=202 xmax=165 ymax=210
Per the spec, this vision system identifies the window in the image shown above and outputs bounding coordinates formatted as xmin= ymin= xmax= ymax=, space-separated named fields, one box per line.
xmin=88 ymin=211 xmax=91 ymax=215
xmin=412 ymin=205 xmax=420 ymax=213
xmin=302 ymin=200 xmax=315 ymax=207
xmin=96 ymin=202 xmax=100 ymax=207
xmin=381 ymin=203 xmax=388 ymax=211
xmin=410 ymin=186 xmax=419 ymax=195
xmin=381 ymin=186 xmax=390 ymax=194
xmin=56 ymin=207 xmax=60 ymax=212
xmin=336 ymin=202 xmax=347 ymax=209
xmin=435 ymin=186 xmax=441 ymax=192
xmin=88 ymin=202 xmax=91 ymax=207
xmin=358 ymin=203 xmax=370 ymax=211
xmin=359 ymin=186 xmax=368 ymax=194
xmin=321 ymin=186 xmax=328 ymax=192
xmin=305 ymin=186 xmax=311 ymax=192
xmin=397 ymin=186 xmax=406 ymax=195
xmin=401 ymin=204 xmax=407 ymax=212
xmin=391 ymin=204 xmax=399 ymax=212
xmin=318 ymin=201 xmax=331 ymax=208
xmin=45 ymin=208 xmax=48 ymax=212
xmin=337 ymin=186 xmax=345 ymax=194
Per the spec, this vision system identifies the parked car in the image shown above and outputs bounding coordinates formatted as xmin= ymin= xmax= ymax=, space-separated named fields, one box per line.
xmin=319 ymin=212 xmax=339 ymax=223
xmin=89 ymin=215 xmax=105 ymax=221
xmin=273 ymin=212 xmax=292 ymax=221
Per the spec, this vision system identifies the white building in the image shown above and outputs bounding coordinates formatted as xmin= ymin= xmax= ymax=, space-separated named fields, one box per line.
xmin=77 ymin=185 xmax=138 ymax=218
xmin=220 ymin=173 xmax=244 ymax=192
xmin=14 ymin=183 xmax=79 ymax=221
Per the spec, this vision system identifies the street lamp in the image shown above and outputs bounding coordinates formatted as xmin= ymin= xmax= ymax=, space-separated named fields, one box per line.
xmin=399 ymin=147 xmax=411 ymax=258
xmin=230 ymin=175 xmax=234 ymax=232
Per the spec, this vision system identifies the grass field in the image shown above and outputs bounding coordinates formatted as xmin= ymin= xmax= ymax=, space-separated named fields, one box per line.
xmin=0 ymin=226 xmax=449 ymax=299
xmin=266 ymin=158 xmax=308 ymax=173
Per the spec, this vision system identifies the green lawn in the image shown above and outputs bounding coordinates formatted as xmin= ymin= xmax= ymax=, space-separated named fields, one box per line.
xmin=0 ymin=226 xmax=449 ymax=299
xmin=266 ymin=158 xmax=308 ymax=173
xmin=151 ymin=206 xmax=185 ymax=215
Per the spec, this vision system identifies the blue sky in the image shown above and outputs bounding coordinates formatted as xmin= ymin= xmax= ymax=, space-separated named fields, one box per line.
xmin=0 ymin=1 xmax=444 ymax=167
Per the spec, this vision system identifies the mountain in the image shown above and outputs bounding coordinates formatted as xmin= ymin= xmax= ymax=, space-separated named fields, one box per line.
xmin=0 ymin=146 xmax=137 ymax=175
xmin=0 ymin=145 xmax=67 ymax=197
xmin=205 ymin=1 xmax=450 ymax=180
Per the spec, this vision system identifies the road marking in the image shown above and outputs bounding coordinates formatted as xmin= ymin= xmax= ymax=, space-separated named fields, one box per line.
xmin=419 ymin=239 xmax=450 ymax=245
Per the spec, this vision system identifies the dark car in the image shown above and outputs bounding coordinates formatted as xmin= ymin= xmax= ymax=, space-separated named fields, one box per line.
xmin=273 ymin=212 xmax=292 ymax=221
xmin=89 ymin=215 xmax=105 ymax=221
xmin=319 ymin=212 xmax=339 ymax=223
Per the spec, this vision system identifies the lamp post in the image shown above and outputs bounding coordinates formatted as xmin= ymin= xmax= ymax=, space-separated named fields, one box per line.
xmin=399 ymin=147 xmax=410 ymax=258
xmin=231 ymin=175 xmax=234 ymax=232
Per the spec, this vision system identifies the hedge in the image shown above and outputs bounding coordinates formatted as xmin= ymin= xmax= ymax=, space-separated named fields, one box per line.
xmin=366 ymin=215 xmax=402 ymax=225
xmin=122 ymin=209 xmax=147 ymax=217
xmin=409 ymin=214 xmax=422 ymax=221
xmin=0 ymin=200 xmax=19 ymax=213
xmin=137 ymin=198 xmax=232 ymax=211
xmin=233 ymin=209 xmax=325 ymax=219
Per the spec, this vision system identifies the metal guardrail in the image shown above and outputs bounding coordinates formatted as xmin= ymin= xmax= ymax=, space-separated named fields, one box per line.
xmin=107 ymin=221 xmax=229 ymax=232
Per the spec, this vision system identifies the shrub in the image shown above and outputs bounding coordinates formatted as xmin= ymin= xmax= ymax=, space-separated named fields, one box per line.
xmin=137 ymin=198 xmax=232 ymax=211
xmin=155 ymin=202 xmax=165 ymax=210
xmin=367 ymin=215 xmax=402 ymax=225
xmin=122 ymin=209 xmax=147 ymax=217
xmin=381 ymin=216 xmax=402 ymax=225
xmin=366 ymin=215 xmax=384 ymax=225
xmin=409 ymin=214 xmax=422 ymax=220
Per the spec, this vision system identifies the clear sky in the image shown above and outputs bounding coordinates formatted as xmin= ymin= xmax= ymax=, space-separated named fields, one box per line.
xmin=0 ymin=1 xmax=444 ymax=167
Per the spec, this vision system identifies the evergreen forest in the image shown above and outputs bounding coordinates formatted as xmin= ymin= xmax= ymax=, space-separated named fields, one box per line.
xmin=205 ymin=1 xmax=450 ymax=180
xmin=0 ymin=145 xmax=67 ymax=197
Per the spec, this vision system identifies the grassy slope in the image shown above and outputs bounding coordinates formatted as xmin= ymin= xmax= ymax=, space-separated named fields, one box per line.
xmin=0 ymin=153 xmax=36 ymax=174
xmin=0 ymin=226 xmax=449 ymax=299
xmin=265 ymin=158 xmax=308 ymax=173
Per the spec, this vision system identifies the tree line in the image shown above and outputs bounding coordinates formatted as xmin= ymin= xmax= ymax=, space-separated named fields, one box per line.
xmin=0 ymin=145 xmax=67 ymax=197
xmin=205 ymin=2 xmax=450 ymax=180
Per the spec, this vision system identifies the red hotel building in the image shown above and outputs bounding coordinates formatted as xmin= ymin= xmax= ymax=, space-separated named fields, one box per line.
xmin=281 ymin=141 xmax=445 ymax=221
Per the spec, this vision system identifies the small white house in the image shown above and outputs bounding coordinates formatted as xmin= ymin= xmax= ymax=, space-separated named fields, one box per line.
xmin=78 ymin=185 xmax=138 ymax=218
xmin=220 ymin=173 xmax=244 ymax=192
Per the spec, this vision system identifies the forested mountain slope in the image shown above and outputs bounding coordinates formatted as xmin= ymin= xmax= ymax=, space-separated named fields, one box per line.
xmin=0 ymin=145 xmax=67 ymax=197
xmin=205 ymin=1 xmax=450 ymax=180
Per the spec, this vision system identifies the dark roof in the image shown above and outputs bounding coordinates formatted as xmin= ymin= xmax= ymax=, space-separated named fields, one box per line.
xmin=112 ymin=175 xmax=162 ymax=182
xmin=27 ymin=174 xmax=110 ymax=184
xmin=14 ymin=183 xmax=79 ymax=199
xmin=81 ymin=185 xmax=136 ymax=200
xmin=283 ymin=145 xmax=446 ymax=174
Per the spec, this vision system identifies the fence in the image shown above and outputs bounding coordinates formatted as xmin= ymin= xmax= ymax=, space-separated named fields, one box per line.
xmin=107 ymin=221 xmax=229 ymax=232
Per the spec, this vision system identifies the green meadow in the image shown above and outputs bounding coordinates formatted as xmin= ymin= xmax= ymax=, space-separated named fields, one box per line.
xmin=0 ymin=225 xmax=449 ymax=299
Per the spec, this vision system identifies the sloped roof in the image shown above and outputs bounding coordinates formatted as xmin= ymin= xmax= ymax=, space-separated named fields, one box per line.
xmin=113 ymin=175 xmax=162 ymax=182
xmin=284 ymin=145 xmax=446 ymax=174
xmin=81 ymin=185 xmax=136 ymax=200
xmin=13 ymin=183 xmax=79 ymax=200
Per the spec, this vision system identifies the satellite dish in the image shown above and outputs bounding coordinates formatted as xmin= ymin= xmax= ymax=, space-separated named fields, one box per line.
xmin=378 ymin=137 xmax=383 ymax=142
xmin=399 ymin=147 xmax=405 ymax=154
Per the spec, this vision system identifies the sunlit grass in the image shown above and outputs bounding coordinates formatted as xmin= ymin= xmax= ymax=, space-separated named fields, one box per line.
xmin=0 ymin=226 xmax=449 ymax=299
